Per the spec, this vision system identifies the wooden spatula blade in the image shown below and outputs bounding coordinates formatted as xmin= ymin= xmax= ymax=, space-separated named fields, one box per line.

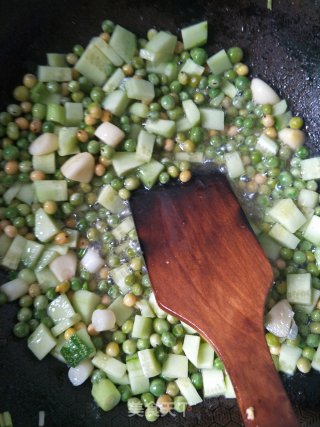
xmin=130 ymin=172 xmax=299 ymax=427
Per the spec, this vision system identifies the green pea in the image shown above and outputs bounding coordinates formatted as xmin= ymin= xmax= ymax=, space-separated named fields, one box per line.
xmin=174 ymin=395 xmax=187 ymax=413
xmin=46 ymin=288 xmax=58 ymax=301
xmin=29 ymin=319 xmax=39 ymax=332
xmin=154 ymin=344 xmax=168 ymax=362
xmin=214 ymin=357 xmax=224 ymax=370
xmin=91 ymin=369 xmax=106 ymax=384
xmin=302 ymin=346 xmax=316 ymax=361
xmin=161 ymin=331 xmax=176 ymax=347
xmin=141 ymin=392 xmax=155 ymax=407
xmin=190 ymin=47 xmax=208 ymax=65
xmin=191 ymin=372 xmax=203 ymax=390
xmin=137 ymin=338 xmax=150 ymax=351
xmin=227 ymin=46 xmax=244 ymax=64
xmin=149 ymin=378 xmax=166 ymax=397
xmin=13 ymin=321 xmax=30 ymax=338
xmin=19 ymin=294 xmax=33 ymax=308
xmin=153 ymin=318 xmax=170 ymax=334
xmin=293 ymin=251 xmax=307 ymax=265
xmin=32 ymin=103 xmax=46 ymax=120
xmin=160 ymin=95 xmax=176 ymax=111
xmin=17 ymin=307 xmax=32 ymax=322
xmin=112 ymin=330 xmax=126 ymax=344
xmin=122 ymin=319 xmax=134 ymax=334
xmin=310 ymin=322 xmax=320 ymax=334
xmin=0 ymin=291 xmax=8 ymax=306
xmin=265 ymin=332 xmax=280 ymax=347
xmin=306 ymin=333 xmax=320 ymax=347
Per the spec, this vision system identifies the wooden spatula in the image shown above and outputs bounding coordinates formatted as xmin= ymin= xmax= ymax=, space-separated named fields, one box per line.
xmin=130 ymin=172 xmax=299 ymax=427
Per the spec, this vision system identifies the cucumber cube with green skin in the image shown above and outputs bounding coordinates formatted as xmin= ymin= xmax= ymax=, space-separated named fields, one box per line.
xmin=202 ymin=368 xmax=226 ymax=398
xmin=48 ymin=293 xmax=76 ymax=324
xmin=51 ymin=313 xmax=81 ymax=337
xmin=103 ymin=68 xmax=125 ymax=93
xmin=221 ymin=81 xmax=238 ymax=98
xmin=268 ymin=198 xmax=306 ymax=233
xmin=138 ymin=349 xmax=161 ymax=378
xmin=0 ymin=234 xmax=12 ymax=259
xmin=294 ymin=289 xmax=320 ymax=314
xmin=127 ymin=357 xmax=150 ymax=395
xmin=46 ymin=104 xmax=65 ymax=125
xmin=34 ymin=180 xmax=68 ymax=203
xmin=197 ymin=342 xmax=215 ymax=369
xmin=32 ymin=153 xmax=56 ymax=174
xmin=200 ymin=107 xmax=224 ymax=130
xmin=140 ymin=31 xmax=177 ymax=63
xmin=61 ymin=333 xmax=94 ymax=367
xmin=182 ymin=99 xmax=200 ymax=127
xmin=162 ymin=354 xmax=188 ymax=379
xmin=181 ymin=58 xmax=204 ymax=76
xmin=92 ymin=350 xmax=127 ymax=378
xmin=224 ymin=152 xmax=245 ymax=179
xmin=111 ymin=216 xmax=135 ymax=241
xmin=131 ymin=315 xmax=153 ymax=339
xmin=3 ymin=182 xmax=22 ymax=205
xmin=138 ymin=159 xmax=165 ymax=189
xmin=279 ymin=343 xmax=302 ymax=375
xmin=125 ymin=78 xmax=155 ymax=103
xmin=175 ymin=378 xmax=202 ymax=406
xmin=112 ymin=152 xmax=145 ymax=177
xmin=92 ymin=37 xmax=123 ymax=67
xmin=207 ymin=49 xmax=232 ymax=75
xmin=300 ymin=157 xmax=320 ymax=181
xmin=109 ymin=25 xmax=137 ymax=63
xmin=97 ymin=184 xmax=125 ymax=214
xmin=34 ymin=208 xmax=61 ymax=243
xmin=58 ymin=127 xmax=79 ymax=156
xmin=303 ymin=215 xmax=320 ymax=245
xmin=311 ymin=343 xmax=320 ymax=372
xmin=181 ymin=21 xmax=208 ymax=50
xmin=47 ymin=53 xmax=67 ymax=67
xmin=287 ymin=273 xmax=311 ymax=305
xmin=35 ymin=247 xmax=59 ymax=272
xmin=91 ymin=378 xmax=121 ymax=412
xmin=21 ymin=240 xmax=45 ymax=268
xmin=102 ymin=90 xmax=129 ymax=116
xmin=35 ymin=268 xmax=59 ymax=291
xmin=1 ymin=235 xmax=27 ymax=270
xmin=28 ymin=323 xmax=57 ymax=360
xmin=268 ymin=223 xmax=300 ymax=249
xmin=183 ymin=334 xmax=200 ymax=367
xmin=64 ymin=102 xmax=83 ymax=126
xmin=75 ymin=43 xmax=109 ymax=86
xmin=225 ymin=373 xmax=236 ymax=398
xmin=176 ymin=117 xmax=193 ymax=132
xmin=129 ymin=102 xmax=149 ymax=118
xmin=175 ymin=152 xmax=204 ymax=164
xmin=109 ymin=263 xmax=132 ymax=295
xmin=38 ymin=66 xmax=72 ymax=82
xmin=16 ymin=183 xmax=35 ymax=205
xmin=145 ymin=119 xmax=176 ymax=138
xmin=71 ymin=290 xmax=101 ymax=324
xmin=108 ymin=296 xmax=134 ymax=326
xmin=136 ymin=130 xmax=156 ymax=162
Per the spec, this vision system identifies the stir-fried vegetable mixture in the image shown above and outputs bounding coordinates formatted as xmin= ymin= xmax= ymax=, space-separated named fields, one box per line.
xmin=0 ymin=18 xmax=319 ymax=422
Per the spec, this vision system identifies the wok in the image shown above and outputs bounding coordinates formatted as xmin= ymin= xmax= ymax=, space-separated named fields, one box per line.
xmin=0 ymin=0 xmax=320 ymax=425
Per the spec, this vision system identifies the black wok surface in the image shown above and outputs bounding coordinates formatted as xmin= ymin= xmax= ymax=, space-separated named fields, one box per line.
xmin=0 ymin=1 xmax=320 ymax=426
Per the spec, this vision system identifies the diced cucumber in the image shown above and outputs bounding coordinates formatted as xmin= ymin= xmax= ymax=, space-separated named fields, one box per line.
xmin=224 ymin=151 xmax=245 ymax=179
xmin=258 ymin=233 xmax=281 ymax=261
xmin=0 ymin=278 xmax=28 ymax=302
xmin=71 ymin=290 xmax=101 ymax=325
xmin=311 ymin=343 xmax=320 ymax=372
xmin=180 ymin=58 xmax=204 ymax=76
xmin=138 ymin=349 xmax=161 ymax=378
xmin=197 ymin=342 xmax=215 ymax=369
xmin=109 ymin=263 xmax=131 ymax=294
xmin=102 ymin=89 xmax=129 ymax=116
xmin=303 ymin=215 xmax=320 ymax=245
xmin=127 ymin=356 xmax=150 ymax=395
xmin=75 ymin=43 xmax=109 ymax=86
xmin=112 ymin=152 xmax=145 ymax=177
xmin=129 ymin=102 xmax=149 ymax=118
xmin=34 ymin=180 xmax=68 ymax=203
xmin=47 ymin=53 xmax=67 ymax=67
xmin=60 ymin=228 xmax=79 ymax=249
xmin=58 ymin=127 xmax=79 ymax=156
xmin=125 ymin=78 xmax=155 ymax=102
xmin=225 ymin=373 xmax=236 ymax=398
xmin=97 ymin=184 xmax=125 ymax=214
xmin=162 ymin=354 xmax=188 ymax=379
xmin=48 ymin=294 xmax=76 ymax=324
xmin=255 ymin=134 xmax=279 ymax=156
xmin=200 ymin=107 xmax=224 ymax=130
xmin=298 ymin=189 xmax=319 ymax=209
xmin=35 ymin=268 xmax=59 ymax=291
xmin=181 ymin=321 xmax=197 ymax=334
xmin=294 ymin=289 xmax=320 ymax=314
xmin=268 ymin=223 xmax=300 ymax=249
xmin=28 ymin=323 xmax=57 ymax=360
xmin=202 ymin=368 xmax=226 ymax=398
xmin=68 ymin=359 xmax=94 ymax=386
xmin=131 ymin=315 xmax=153 ymax=339
xmin=207 ymin=49 xmax=232 ymax=75
xmin=21 ymin=240 xmax=44 ymax=268
xmin=32 ymin=153 xmax=56 ymax=174
xmin=268 ymin=199 xmax=306 ymax=233
xmin=61 ymin=333 xmax=94 ymax=367
xmin=183 ymin=334 xmax=200 ymax=367
xmin=3 ymin=182 xmax=22 ymax=205
xmin=300 ymin=157 xmax=320 ymax=181
xmin=181 ymin=21 xmax=208 ymax=50
xmin=16 ymin=183 xmax=35 ymax=205
xmin=149 ymin=292 xmax=167 ymax=319
xmin=1 ymin=235 xmax=27 ymax=270
xmin=138 ymin=159 xmax=165 ymax=189
xmin=92 ymin=37 xmax=123 ymax=66
xmin=175 ymin=378 xmax=202 ymax=406
xmin=109 ymin=25 xmax=137 ymax=63
xmin=221 ymin=81 xmax=238 ymax=98
xmin=30 ymin=82 xmax=49 ymax=103
xmin=182 ymin=99 xmax=200 ymax=127
xmin=145 ymin=118 xmax=176 ymax=138
xmin=135 ymin=299 xmax=155 ymax=318
xmin=279 ymin=343 xmax=302 ymax=375
xmin=38 ymin=66 xmax=72 ymax=82
xmin=114 ymin=240 xmax=131 ymax=255
xmin=140 ymin=31 xmax=177 ymax=63
xmin=46 ymin=103 xmax=65 ymax=125
xmin=108 ymin=296 xmax=134 ymax=326
xmin=175 ymin=152 xmax=204 ymax=163
xmin=273 ymin=99 xmax=288 ymax=116
xmin=176 ymin=116 xmax=192 ymax=132
xmin=136 ymin=129 xmax=156 ymax=162
xmin=64 ymin=102 xmax=83 ymax=126
xmin=76 ymin=328 xmax=96 ymax=357
xmin=275 ymin=111 xmax=292 ymax=130
xmin=34 ymin=208 xmax=61 ymax=242
xmin=146 ymin=61 xmax=178 ymax=82
xmin=92 ymin=350 xmax=127 ymax=379
xmin=51 ymin=313 xmax=81 ymax=337
xmin=0 ymin=234 xmax=13 ymax=259
xmin=286 ymin=273 xmax=311 ymax=305
xmin=111 ymin=216 xmax=135 ymax=241
xmin=92 ymin=378 xmax=121 ymax=412
xmin=103 ymin=68 xmax=125 ymax=93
